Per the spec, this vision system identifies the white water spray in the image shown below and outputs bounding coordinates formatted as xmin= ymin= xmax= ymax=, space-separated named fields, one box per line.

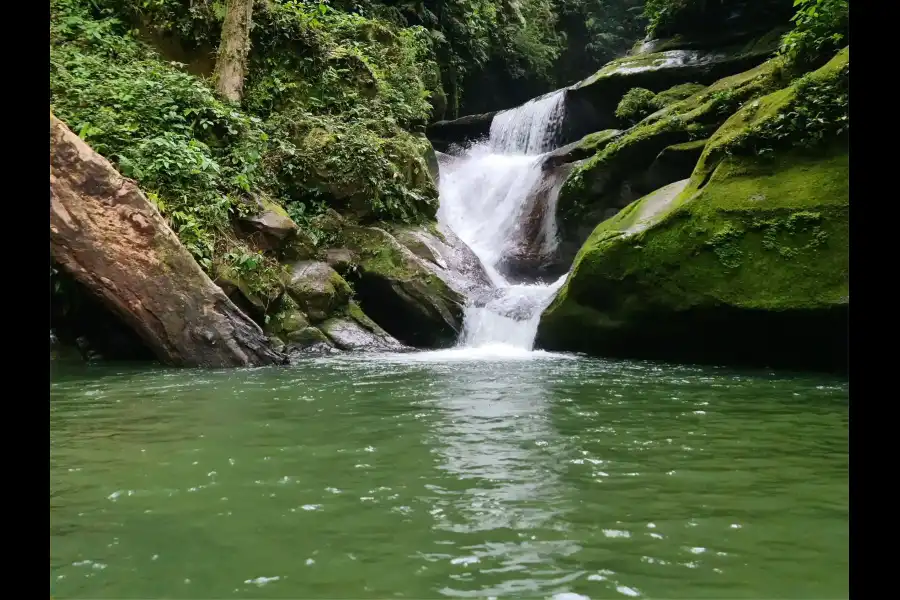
xmin=437 ymin=91 xmax=569 ymax=352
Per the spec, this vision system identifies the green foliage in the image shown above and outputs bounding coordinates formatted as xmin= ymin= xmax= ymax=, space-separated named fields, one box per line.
xmin=557 ymin=0 xmax=646 ymax=75
xmin=642 ymin=0 xmax=700 ymax=38
xmin=615 ymin=87 xmax=657 ymax=124
xmin=779 ymin=0 xmax=849 ymax=72
xmin=51 ymin=0 xmax=269 ymax=269
xmin=264 ymin=112 xmax=438 ymax=224
xmin=50 ymin=0 xmax=440 ymax=311
xmin=245 ymin=2 xmax=440 ymax=128
xmin=723 ymin=49 xmax=848 ymax=156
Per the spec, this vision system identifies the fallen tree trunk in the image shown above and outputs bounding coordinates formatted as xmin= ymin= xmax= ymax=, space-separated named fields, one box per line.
xmin=49 ymin=113 xmax=287 ymax=368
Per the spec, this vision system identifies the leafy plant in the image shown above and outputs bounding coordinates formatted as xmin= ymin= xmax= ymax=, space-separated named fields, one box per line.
xmin=779 ymin=0 xmax=849 ymax=72
xmin=615 ymin=87 xmax=657 ymax=125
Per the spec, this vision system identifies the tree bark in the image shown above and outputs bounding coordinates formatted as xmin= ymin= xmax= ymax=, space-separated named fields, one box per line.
xmin=213 ymin=0 xmax=255 ymax=103
xmin=49 ymin=113 xmax=287 ymax=368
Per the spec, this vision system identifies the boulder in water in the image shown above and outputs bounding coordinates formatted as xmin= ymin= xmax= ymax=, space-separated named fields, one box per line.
xmin=343 ymin=226 xmax=466 ymax=347
xmin=321 ymin=302 xmax=404 ymax=351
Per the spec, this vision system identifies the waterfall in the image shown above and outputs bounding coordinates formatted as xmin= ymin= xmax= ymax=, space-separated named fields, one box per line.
xmin=437 ymin=91 xmax=568 ymax=352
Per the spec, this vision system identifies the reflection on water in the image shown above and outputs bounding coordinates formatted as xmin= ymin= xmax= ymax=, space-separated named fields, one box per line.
xmin=50 ymin=354 xmax=848 ymax=599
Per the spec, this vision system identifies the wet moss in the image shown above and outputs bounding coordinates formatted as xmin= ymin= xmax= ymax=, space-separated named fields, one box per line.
xmin=558 ymin=57 xmax=787 ymax=223
xmin=539 ymin=49 xmax=849 ymax=372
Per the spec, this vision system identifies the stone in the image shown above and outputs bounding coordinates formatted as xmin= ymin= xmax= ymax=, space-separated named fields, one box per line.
xmin=50 ymin=113 xmax=285 ymax=368
xmin=322 ymin=248 xmax=358 ymax=275
xmin=537 ymin=50 xmax=849 ymax=372
xmin=284 ymin=261 xmax=352 ymax=323
xmin=234 ymin=193 xmax=298 ymax=252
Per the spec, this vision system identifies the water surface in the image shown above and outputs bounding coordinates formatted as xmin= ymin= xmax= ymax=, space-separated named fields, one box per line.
xmin=50 ymin=353 xmax=848 ymax=599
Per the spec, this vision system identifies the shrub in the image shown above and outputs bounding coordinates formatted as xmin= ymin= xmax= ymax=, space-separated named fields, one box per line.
xmin=615 ymin=87 xmax=658 ymax=125
xmin=779 ymin=0 xmax=849 ymax=73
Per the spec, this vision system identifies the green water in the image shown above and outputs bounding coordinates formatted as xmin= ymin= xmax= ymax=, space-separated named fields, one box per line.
xmin=50 ymin=351 xmax=848 ymax=599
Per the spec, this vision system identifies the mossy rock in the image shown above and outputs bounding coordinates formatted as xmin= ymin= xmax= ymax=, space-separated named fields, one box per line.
xmin=284 ymin=261 xmax=352 ymax=323
xmin=642 ymin=138 xmax=710 ymax=194
xmin=561 ymin=27 xmax=786 ymax=141
xmin=213 ymin=263 xmax=282 ymax=325
xmin=542 ymin=129 xmax=623 ymax=170
xmin=343 ymin=225 xmax=465 ymax=347
xmin=320 ymin=313 xmax=404 ymax=351
xmin=286 ymin=124 xmax=438 ymax=222
xmin=322 ymin=248 xmax=358 ymax=275
xmin=233 ymin=193 xmax=299 ymax=252
xmin=556 ymin=57 xmax=787 ymax=253
xmin=264 ymin=296 xmax=310 ymax=340
xmin=280 ymin=228 xmax=318 ymax=262
xmin=537 ymin=60 xmax=849 ymax=372
xmin=284 ymin=326 xmax=337 ymax=355
xmin=286 ymin=326 xmax=330 ymax=346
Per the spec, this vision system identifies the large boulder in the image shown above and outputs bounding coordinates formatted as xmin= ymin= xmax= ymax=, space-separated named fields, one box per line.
xmin=536 ymin=49 xmax=849 ymax=372
xmin=562 ymin=26 xmax=786 ymax=141
xmin=426 ymin=111 xmax=499 ymax=153
xmin=343 ymin=226 xmax=469 ymax=347
xmin=49 ymin=113 xmax=286 ymax=368
xmin=554 ymin=57 xmax=787 ymax=262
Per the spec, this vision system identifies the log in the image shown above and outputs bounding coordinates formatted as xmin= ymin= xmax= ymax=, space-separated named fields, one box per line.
xmin=49 ymin=113 xmax=287 ymax=368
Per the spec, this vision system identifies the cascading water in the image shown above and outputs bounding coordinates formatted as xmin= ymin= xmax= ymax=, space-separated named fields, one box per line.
xmin=437 ymin=91 xmax=569 ymax=352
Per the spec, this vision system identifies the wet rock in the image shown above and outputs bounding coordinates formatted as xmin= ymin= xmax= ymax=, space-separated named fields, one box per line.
xmin=426 ymin=111 xmax=499 ymax=153
xmin=264 ymin=296 xmax=310 ymax=340
xmin=320 ymin=315 xmax=404 ymax=352
xmin=284 ymin=261 xmax=352 ymax=323
xmin=343 ymin=226 xmax=467 ymax=347
xmin=497 ymin=164 xmax=573 ymax=281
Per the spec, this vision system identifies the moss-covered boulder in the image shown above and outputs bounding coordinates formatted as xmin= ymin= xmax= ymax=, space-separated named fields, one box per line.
xmin=284 ymin=261 xmax=352 ymax=323
xmin=556 ymin=58 xmax=787 ymax=257
xmin=537 ymin=50 xmax=849 ymax=372
xmin=322 ymin=248 xmax=358 ymax=276
xmin=285 ymin=326 xmax=338 ymax=355
xmin=561 ymin=27 xmax=786 ymax=142
xmin=233 ymin=193 xmax=299 ymax=252
xmin=264 ymin=296 xmax=309 ymax=340
xmin=642 ymin=138 xmax=709 ymax=194
xmin=542 ymin=130 xmax=623 ymax=170
xmin=213 ymin=263 xmax=283 ymax=325
xmin=343 ymin=226 xmax=467 ymax=347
